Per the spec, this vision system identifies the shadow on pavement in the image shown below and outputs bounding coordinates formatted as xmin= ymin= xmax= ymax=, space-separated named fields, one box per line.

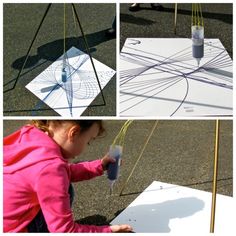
xmin=4 ymin=28 xmax=114 ymax=92
xmin=120 ymin=13 xmax=155 ymax=25
xmin=77 ymin=214 xmax=110 ymax=226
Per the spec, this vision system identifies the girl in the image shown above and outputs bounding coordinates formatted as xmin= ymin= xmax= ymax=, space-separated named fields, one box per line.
xmin=3 ymin=120 xmax=133 ymax=233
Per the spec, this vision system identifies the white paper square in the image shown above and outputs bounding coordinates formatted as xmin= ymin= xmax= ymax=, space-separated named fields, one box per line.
xmin=120 ymin=38 xmax=232 ymax=117
xmin=26 ymin=47 xmax=116 ymax=117
xmin=111 ymin=181 xmax=235 ymax=233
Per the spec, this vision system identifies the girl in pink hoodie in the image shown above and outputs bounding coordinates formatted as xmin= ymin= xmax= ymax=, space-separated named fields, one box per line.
xmin=3 ymin=120 xmax=132 ymax=233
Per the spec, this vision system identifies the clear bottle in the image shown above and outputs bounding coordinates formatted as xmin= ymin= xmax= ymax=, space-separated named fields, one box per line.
xmin=107 ymin=145 xmax=123 ymax=194
xmin=192 ymin=25 xmax=204 ymax=66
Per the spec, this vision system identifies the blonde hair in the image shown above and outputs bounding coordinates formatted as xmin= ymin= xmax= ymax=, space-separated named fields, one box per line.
xmin=31 ymin=120 xmax=105 ymax=137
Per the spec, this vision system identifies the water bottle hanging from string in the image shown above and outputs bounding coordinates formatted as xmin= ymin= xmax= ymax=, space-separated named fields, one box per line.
xmin=107 ymin=120 xmax=133 ymax=195
xmin=192 ymin=4 xmax=204 ymax=67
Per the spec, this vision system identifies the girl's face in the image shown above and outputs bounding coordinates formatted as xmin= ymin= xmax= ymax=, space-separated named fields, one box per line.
xmin=52 ymin=122 xmax=100 ymax=159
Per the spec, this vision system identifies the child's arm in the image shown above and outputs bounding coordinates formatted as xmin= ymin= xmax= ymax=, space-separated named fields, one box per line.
xmin=69 ymin=160 xmax=104 ymax=182
xmin=36 ymin=161 xmax=112 ymax=233
xmin=69 ymin=155 xmax=115 ymax=182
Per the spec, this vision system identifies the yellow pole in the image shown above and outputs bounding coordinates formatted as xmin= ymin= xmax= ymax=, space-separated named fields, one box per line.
xmin=174 ymin=3 xmax=178 ymax=34
xmin=210 ymin=120 xmax=220 ymax=233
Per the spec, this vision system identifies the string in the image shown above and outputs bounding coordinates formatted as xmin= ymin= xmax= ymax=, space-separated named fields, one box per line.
xmin=119 ymin=120 xmax=159 ymax=196
xmin=191 ymin=4 xmax=193 ymax=26
xmin=63 ymin=3 xmax=66 ymax=70
xmin=199 ymin=4 xmax=204 ymax=27
xmin=192 ymin=3 xmax=204 ymax=27
xmin=112 ymin=120 xmax=133 ymax=147
xmin=119 ymin=120 xmax=133 ymax=146
xmin=63 ymin=3 xmax=66 ymax=55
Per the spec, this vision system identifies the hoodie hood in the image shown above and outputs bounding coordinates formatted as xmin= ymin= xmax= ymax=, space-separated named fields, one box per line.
xmin=4 ymin=125 xmax=65 ymax=174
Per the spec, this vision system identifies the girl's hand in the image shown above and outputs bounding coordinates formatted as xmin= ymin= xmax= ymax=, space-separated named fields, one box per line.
xmin=110 ymin=224 xmax=133 ymax=233
xmin=101 ymin=154 xmax=116 ymax=170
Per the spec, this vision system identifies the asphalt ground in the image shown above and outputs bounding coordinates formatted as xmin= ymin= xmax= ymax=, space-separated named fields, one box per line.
xmin=3 ymin=3 xmax=116 ymax=116
xmin=120 ymin=3 xmax=232 ymax=58
xmin=3 ymin=120 xmax=233 ymax=228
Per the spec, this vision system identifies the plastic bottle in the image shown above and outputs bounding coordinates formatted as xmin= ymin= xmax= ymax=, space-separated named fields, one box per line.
xmin=62 ymin=67 xmax=67 ymax=83
xmin=107 ymin=145 xmax=123 ymax=194
xmin=192 ymin=25 xmax=204 ymax=67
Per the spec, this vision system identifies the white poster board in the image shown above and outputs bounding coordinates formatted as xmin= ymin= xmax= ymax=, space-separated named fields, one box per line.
xmin=120 ymin=38 xmax=232 ymax=117
xmin=111 ymin=181 xmax=235 ymax=233
xmin=26 ymin=47 xmax=115 ymax=117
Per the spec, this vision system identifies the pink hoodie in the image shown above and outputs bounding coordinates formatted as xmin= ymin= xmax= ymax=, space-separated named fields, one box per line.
xmin=3 ymin=125 xmax=112 ymax=233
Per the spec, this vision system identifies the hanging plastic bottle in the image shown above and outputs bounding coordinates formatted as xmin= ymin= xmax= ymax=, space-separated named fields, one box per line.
xmin=107 ymin=145 xmax=123 ymax=195
xmin=192 ymin=4 xmax=204 ymax=67
xmin=107 ymin=120 xmax=133 ymax=195
xmin=192 ymin=25 xmax=204 ymax=67
xmin=62 ymin=66 xmax=67 ymax=83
